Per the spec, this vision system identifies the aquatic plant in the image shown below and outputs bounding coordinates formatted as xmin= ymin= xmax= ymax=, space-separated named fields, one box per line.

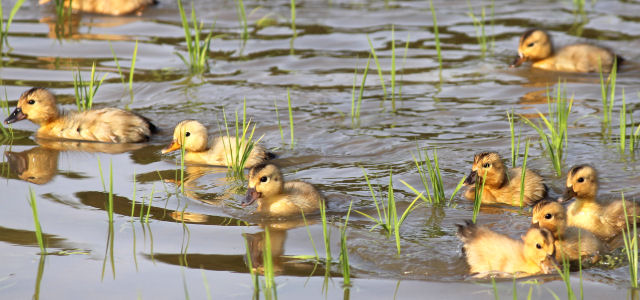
xmin=235 ymin=0 xmax=248 ymax=41
xmin=471 ymin=170 xmax=486 ymax=223
xmin=262 ymin=227 xmax=277 ymax=299
xmin=428 ymin=0 xmax=442 ymax=71
xmin=176 ymin=0 xmax=214 ymax=74
xmin=290 ymin=0 xmax=296 ymax=37
xmin=0 ymin=90 xmax=14 ymax=139
xmin=287 ymin=89 xmax=295 ymax=149
xmin=621 ymin=193 xmax=638 ymax=288
xmin=340 ymin=200 xmax=353 ymax=287
xmin=73 ymin=62 xmax=107 ymax=111
xmin=599 ymin=58 xmax=617 ymax=132
xmin=357 ymin=168 xmax=421 ymax=255
xmin=0 ymin=0 xmax=25 ymax=50
xmin=109 ymin=39 xmax=138 ymax=93
xmin=350 ymin=54 xmax=371 ymax=127
xmin=507 ymin=109 xmax=522 ymax=168
xmin=319 ymin=199 xmax=332 ymax=267
xmin=467 ymin=1 xmax=487 ymax=57
xmin=220 ymin=99 xmax=259 ymax=180
xmin=244 ymin=237 xmax=260 ymax=297
xmin=28 ymin=187 xmax=46 ymax=253
xmin=367 ymin=35 xmax=387 ymax=100
xmin=618 ymin=90 xmax=640 ymax=155
xmin=404 ymin=146 xmax=465 ymax=206
xmin=521 ymin=81 xmax=573 ymax=176
xmin=518 ymin=139 xmax=530 ymax=208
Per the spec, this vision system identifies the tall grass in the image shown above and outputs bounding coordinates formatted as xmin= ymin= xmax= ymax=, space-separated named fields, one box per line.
xmin=621 ymin=193 xmax=638 ymax=288
xmin=220 ymin=99 xmax=259 ymax=180
xmin=618 ymin=90 xmax=640 ymax=155
xmin=244 ymin=237 xmax=260 ymax=297
xmin=428 ymin=0 xmax=442 ymax=71
xmin=403 ymin=146 xmax=465 ymax=206
xmin=356 ymin=168 xmax=421 ymax=255
xmin=235 ymin=0 xmax=248 ymax=41
xmin=366 ymin=35 xmax=387 ymax=100
xmin=73 ymin=62 xmax=108 ymax=111
xmin=28 ymin=187 xmax=46 ymax=253
xmin=521 ymin=81 xmax=573 ymax=176
xmin=472 ymin=170 xmax=486 ymax=223
xmin=274 ymin=99 xmax=285 ymax=142
xmin=599 ymin=58 xmax=617 ymax=131
xmin=319 ymin=199 xmax=332 ymax=268
xmin=467 ymin=1 xmax=487 ymax=57
xmin=518 ymin=139 xmax=530 ymax=208
xmin=507 ymin=110 xmax=522 ymax=168
xmin=287 ymin=88 xmax=294 ymax=149
xmin=350 ymin=54 xmax=371 ymax=126
xmin=340 ymin=200 xmax=353 ymax=287
xmin=96 ymin=158 xmax=115 ymax=223
xmin=0 ymin=90 xmax=14 ymax=139
xmin=290 ymin=0 xmax=296 ymax=38
xmin=0 ymin=0 xmax=25 ymax=50
xmin=176 ymin=0 xmax=214 ymax=74
xmin=262 ymin=227 xmax=277 ymax=299
xmin=108 ymin=40 xmax=139 ymax=94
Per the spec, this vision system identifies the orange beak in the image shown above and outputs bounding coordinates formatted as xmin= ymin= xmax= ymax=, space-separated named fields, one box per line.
xmin=161 ymin=140 xmax=181 ymax=154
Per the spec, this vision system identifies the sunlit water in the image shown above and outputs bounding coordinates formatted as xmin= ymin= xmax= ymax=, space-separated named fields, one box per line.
xmin=1 ymin=0 xmax=640 ymax=298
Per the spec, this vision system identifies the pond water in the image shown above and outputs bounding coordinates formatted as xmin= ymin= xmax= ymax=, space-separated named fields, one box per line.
xmin=1 ymin=0 xmax=640 ymax=299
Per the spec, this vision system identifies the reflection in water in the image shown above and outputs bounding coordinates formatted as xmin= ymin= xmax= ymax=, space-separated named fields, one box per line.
xmin=33 ymin=255 xmax=45 ymax=300
xmin=40 ymin=14 xmax=145 ymax=40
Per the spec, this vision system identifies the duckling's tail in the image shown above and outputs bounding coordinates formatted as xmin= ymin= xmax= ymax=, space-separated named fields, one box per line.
xmin=456 ymin=219 xmax=478 ymax=242
xmin=265 ymin=151 xmax=277 ymax=160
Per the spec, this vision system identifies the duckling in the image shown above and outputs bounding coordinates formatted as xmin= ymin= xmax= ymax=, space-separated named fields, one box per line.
xmin=561 ymin=164 xmax=640 ymax=241
xmin=39 ymin=0 xmax=155 ymax=16
xmin=4 ymin=88 xmax=157 ymax=143
xmin=5 ymin=147 xmax=59 ymax=185
xmin=510 ymin=29 xmax=622 ymax=73
xmin=456 ymin=220 xmax=556 ymax=277
xmin=161 ymin=120 xmax=273 ymax=168
xmin=532 ymin=200 xmax=605 ymax=263
xmin=463 ymin=152 xmax=547 ymax=206
xmin=243 ymin=163 xmax=324 ymax=217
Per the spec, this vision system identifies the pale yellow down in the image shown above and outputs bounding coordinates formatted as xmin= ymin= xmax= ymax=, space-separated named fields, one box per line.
xmin=245 ymin=164 xmax=324 ymax=217
xmin=457 ymin=221 xmax=556 ymax=277
xmin=163 ymin=120 xmax=271 ymax=168
xmin=532 ymin=200 xmax=605 ymax=263
xmin=39 ymin=0 xmax=154 ymax=15
xmin=6 ymin=88 xmax=155 ymax=143
xmin=464 ymin=152 xmax=547 ymax=206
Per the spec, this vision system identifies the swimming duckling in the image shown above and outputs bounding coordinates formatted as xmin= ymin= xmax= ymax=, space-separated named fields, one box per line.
xmin=561 ymin=164 xmax=640 ymax=241
xmin=4 ymin=88 xmax=157 ymax=143
xmin=456 ymin=220 xmax=556 ymax=277
xmin=510 ymin=29 xmax=622 ymax=73
xmin=39 ymin=0 xmax=155 ymax=15
xmin=243 ymin=163 xmax=324 ymax=217
xmin=463 ymin=152 xmax=547 ymax=206
xmin=532 ymin=200 xmax=605 ymax=263
xmin=161 ymin=120 xmax=273 ymax=168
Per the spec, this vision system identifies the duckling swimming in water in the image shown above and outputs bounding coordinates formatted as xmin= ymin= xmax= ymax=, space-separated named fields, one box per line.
xmin=243 ymin=163 xmax=324 ymax=217
xmin=161 ymin=120 xmax=273 ymax=168
xmin=4 ymin=88 xmax=157 ymax=143
xmin=456 ymin=220 xmax=556 ymax=277
xmin=463 ymin=152 xmax=547 ymax=206
xmin=510 ymin=29 xmax=622 ymax=73
xmin=561 ymin=164 xmax=640 ymax=241
xmin=39 ymin=0 xmax=156 ymax=16
xmin=532 ymin=200 xmax=605 ymax=263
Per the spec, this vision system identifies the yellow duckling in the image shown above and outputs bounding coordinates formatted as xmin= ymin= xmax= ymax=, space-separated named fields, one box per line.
xmin=161 ymin=120 xmax=273 ymax=168
xmin=456 ymin=220 xmax=556 ymax=277
xmin=243 ymin=163 xmax=325 ymax=217
xmin=561 ymin=164 xmax=640 ymax=241
xmin=4 ymin=88 xmax=157 ymax=143
xmin=510 ymin=29 xmax=622 ymax=73
xmin=39 ymin=0 xmax=155 ymax=16
xmin=463 ymin=152 xmax=547 ymax=206
xmin=532 ymin=200 xmax=605 ymax=263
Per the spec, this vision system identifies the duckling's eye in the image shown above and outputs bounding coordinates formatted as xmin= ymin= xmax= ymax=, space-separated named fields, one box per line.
xmin=577 ymin=177 xmax=584 ymax=183
xmin=527 ymin=42 xmax=535 ymax=47
xmin=544 ymin=213 xmax=552 ymax=219
xmin=27 ymin=99 xmax=35 ymax=105
xmin=260 ymin=176 xmax=268 ymax=183
xmin=185 ymin=132 xmax=191 ymax=137
xmin=536 ymin=243 xmax=542 ymax=249
xmin=483 ymin=163 xmax=490 ymax=168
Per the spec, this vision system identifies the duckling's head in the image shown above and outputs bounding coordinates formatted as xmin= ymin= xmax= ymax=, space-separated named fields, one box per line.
xmin=463 ymin=152 xmax=507 ymax=188
xmin=522 ymin=225 xmax=557 ymax=274
xmin=532 ymin=200 xmax=567 ymax=238
xmin=561 ymin=164 xmax=598 ymax=202
xmin=4 ymin=88 xmax=59 ymax=126
xmin=510 ymin=29 xmax=553 ymax=68
xmin=243 ymin=163 xmax=285 ymax=207
xmin=161 ymin=120 xmax=208 ymax=154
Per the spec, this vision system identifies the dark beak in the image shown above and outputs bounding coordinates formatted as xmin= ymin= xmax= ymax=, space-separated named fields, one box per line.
xmin=560 ymin=187 xmax=577 ymax=203
xmin=5 ymin=151 xmax=27 ymax=175
xmin=4 ymin=107 xmax=27 ymax=124
xmin=509 ymin=55 xmax=526 ymax=68
xmin=464 ymin=170 xmax=477 ymax=185
xmin=242 ymin=187 xmax=261 ymax=207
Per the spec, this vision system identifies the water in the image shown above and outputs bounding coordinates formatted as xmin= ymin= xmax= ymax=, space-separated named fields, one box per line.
xmin=1 ymin=0 xmax=640 ymax=298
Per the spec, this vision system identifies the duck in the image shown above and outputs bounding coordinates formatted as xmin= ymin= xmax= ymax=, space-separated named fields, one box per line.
xmin=532 ymin=200 xmax=606 ymax=263
xmin=456 ymin=220 xmax=557 ymax=277
xmin=4 ymin=88 xmax=157 ymax=143
xmin=39 ymin=0 xmax=156 ymax=16
xmin=161 ymin=120 xmax=274 ymax=168
xmin=561 ymin=164 xmax=640 ymax=241
xmin=463 ymin=152 xmax=547 ymax=206
xmin=510 ymin=29 xmax=622 ymax=73
xmin=242 ymin=163 xmax=324 ymax=217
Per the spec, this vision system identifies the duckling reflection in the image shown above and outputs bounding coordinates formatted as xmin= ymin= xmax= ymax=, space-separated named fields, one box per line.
xmin=244 ymin=227 xmax=287 ymax=274
xmin=5 ymin=146 xmax=59 ymax=184
xmin=40 ymin=0 xmax=155 ymax=16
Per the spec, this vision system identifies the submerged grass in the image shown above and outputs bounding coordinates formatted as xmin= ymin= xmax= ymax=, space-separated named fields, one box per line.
xmin=521 ymin=81 xmax=573 ymax=176
xmin=28 ymin=187 xmax=46 ymax=253
xmin=404 ymin=146 xmax=465 ymax=206
xmin=350 ymin=54 xmax=371 ymax=127
xmin=176 ymin=0 xmax=214 ymax=74
xmin=73 ymin=62 xmax=108 ymax=112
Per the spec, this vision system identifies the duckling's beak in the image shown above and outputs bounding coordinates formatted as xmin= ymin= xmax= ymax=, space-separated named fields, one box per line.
xmin=161 ymin=140 xmax=181 ymax=154
xmin=4 ymin=107 xmax=26 ymax=124
xmin=243 ymin=187 xmax=261 ymax=207
xmin=463 ymin=170 xmax=477 ymax=185
xmin=560 ymin=187 xmax=577 ymax=203
xmin=541 ymin=254 xmax=558 ymax=274
xmin=509 ymin=53 xmax=526 ymax=68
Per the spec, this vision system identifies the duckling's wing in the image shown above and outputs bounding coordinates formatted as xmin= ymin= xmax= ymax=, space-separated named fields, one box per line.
xmin=74 ymin=108 xmax=154 ymax=143
xmin=508 ymin=168 xmax=547 ymax=206
xmin=283 ymin=181 xmax=324 ymax=211
xmin=602 ymin=200 xmax=640 ymax=229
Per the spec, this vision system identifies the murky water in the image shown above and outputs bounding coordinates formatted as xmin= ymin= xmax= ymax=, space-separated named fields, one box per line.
xmin=1 ymin=0 xmax=640 ymax=298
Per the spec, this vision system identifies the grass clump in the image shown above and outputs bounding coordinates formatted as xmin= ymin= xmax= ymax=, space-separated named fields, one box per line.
xmin=599 ymin=58 xmax=617 ymax=132
xmin=521 ymin=81 xmax=573 ymax=176
xmin=176 ymin=0 xmax=214 ymax=74
xmin=466 ymin=1 xmax=488 ymax=57
xmin=403 ymin=146 xmax=465 ymax=206
xmin=356 ymin=168 xmax=421 ymax=255
xmin=366 ymin=26 xmax=409 ymax=112
xmin=220 ymin=98 xmax=260 ymax=180
xmin=73 ymin=62 xmax=108 ymax=111
xmin=0 ymin=0 xmax=25 ymax=50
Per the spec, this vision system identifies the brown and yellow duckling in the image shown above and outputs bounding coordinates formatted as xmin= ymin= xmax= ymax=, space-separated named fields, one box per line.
xmin=161 ymin=120 xmax=273 ymax=168
xmin=39 ymin=0 xmax=156 ymax=15
xmin=532 ymin=200 xmax=606 ymax=263
xmin=243 ymin=163 xmax=324 ymax=217
xmin=4 ymin=88 xmax=157 ymax=143
xmin=463 ymin=152 xmax=547 ymax=206
xmin=561 ymin=164 xmax=640 ymax=241
xmin=456 ymin=220 xmax=556 ymax=277
xmin=510 ymin=29 xmax=622 ymax=73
